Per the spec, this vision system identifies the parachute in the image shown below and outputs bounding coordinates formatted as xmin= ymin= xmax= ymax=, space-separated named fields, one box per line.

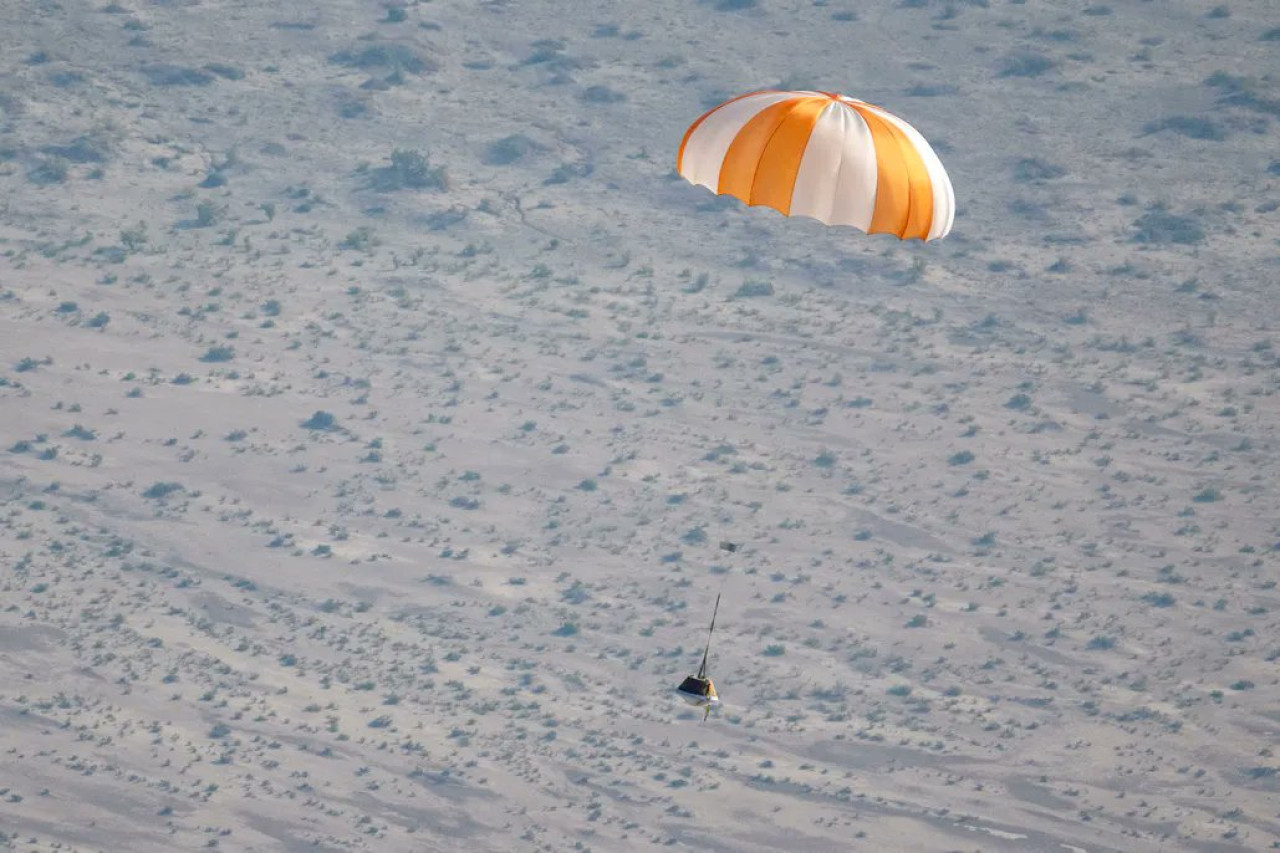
xmin=677 ymin=90 xmax=955 ymax=241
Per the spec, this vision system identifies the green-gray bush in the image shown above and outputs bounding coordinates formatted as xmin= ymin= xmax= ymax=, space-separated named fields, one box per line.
xmin=1132 ymin=205 xmax=1204 ymax=245
xmin=301 ymin=411 xmax=338 ymax=431
xmin=1142 ymin=116 xmax=1226 ymax=141
xmin=369 ymin=149 xmax=447 ymax=191
xmin=329 ymin=44 xmax=435 ymax=75
xmin=484 ymin=134 xmax=540 ymax=165
xmin=997 ymin=52 xmax=1055 ymax=77
xmin=141 ymin=64 xmax=214 ymax=86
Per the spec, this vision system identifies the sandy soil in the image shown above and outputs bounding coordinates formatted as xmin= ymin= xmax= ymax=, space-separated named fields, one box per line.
xmin=1 ymin=1 xmax=1278 ymax=850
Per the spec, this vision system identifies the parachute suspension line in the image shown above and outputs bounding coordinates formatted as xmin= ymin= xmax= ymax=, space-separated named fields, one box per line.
xmin=696 ymin=541 xmax=736 ymax=682
xmin=696 ymin=592 xmax=720 ymax=681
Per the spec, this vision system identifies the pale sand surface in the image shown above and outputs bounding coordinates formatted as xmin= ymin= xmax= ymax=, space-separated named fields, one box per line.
xmin=1 ymin=1 xmax=1278 ymax=850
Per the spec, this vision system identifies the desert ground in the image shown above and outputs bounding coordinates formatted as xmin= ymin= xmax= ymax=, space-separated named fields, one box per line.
xmin=1 ymin=0 xmax=1279 ymax=850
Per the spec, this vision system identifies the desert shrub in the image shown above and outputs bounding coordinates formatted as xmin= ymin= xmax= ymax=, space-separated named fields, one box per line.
xmin=29 ymin=157 xmax=68 ymax=185
xmin=948 ymin=450 xmax=974 ymax=465
xmin=522 ymin=39 xmax=579 ymax=69
xmin=420 ymin=207 xmax=468 ymax=230
xmin=1013 ymin=157 xmax=1066 ymax=182
xmin=15 ymin=357 xmax=48 ymax=372
xmin=484 ymin=134 xmax=539 ymax=165
xmin=43 ymin=134 xmax=111 ymax=163
xmin=732 ymin=279 xmax=774 ymax=299
xmin=204 ymin=63 xmax=244 ymax=80
xmin=1142 ymin=116 xmax=1226 ymax=140
xmin=682 ymin=526 xmax=707 ymax=545
xmin=906 ymin=83 xmax=958 ymax=97
xmin=1031 ymin=27 xmax=1079 ymax=42
xmin=329 ymin=43 xmax=435 ymax=75
xmin=544 ymin=162 xmax=593 ymax=185
xmin=340 ymin=226 xmax=378 ymax=251
xmin=1006 ymin=393 xmax=1032 ymax=410
xmin=997 ymin=51 xmax=1055 ymax=77
xmin=581 ymin=85 xmax=626 ymax=104
xmin=1263 ymin=27 xmax=1280 ymax=41
xmin=1008 ymin=197 xmax=1050 ymax=220
xmin=561 ymin=582 xmax=590 ymax=605
xmin=48 ymin=70 xmax=85 ymax=88
xmin=195 ymin=200 xmax=222 ymax=227
xmin=200 ymin=345 xmax=235 ymax=363
xmin=141 ymin=64 xmax=214 ymax=86
xmin=143 ymin=481 xmax=184 ymax=499
xmin=301 ymin=411 xmax=338 ymax=431
xmin=1132 ymin=205 xmax=1204 ymax=245
xmin=703 ymin=0 xmax=757 ymax=9
xmin=369 ymin=149 xmax=447 ymax=191
xmin=762 ymin=644 xmax=785 ymax=656
xmin=1204 ymin=71 xmax=1280 ymax=117
xmin=120 ymin=223 xmax=147 ymax=251
xmin=337 ymin=97 xmax=369 ymax=119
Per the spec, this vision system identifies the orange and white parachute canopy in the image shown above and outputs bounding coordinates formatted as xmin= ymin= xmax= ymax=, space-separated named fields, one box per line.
xmin=677 ymin=90 xmax=955 ymax=242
